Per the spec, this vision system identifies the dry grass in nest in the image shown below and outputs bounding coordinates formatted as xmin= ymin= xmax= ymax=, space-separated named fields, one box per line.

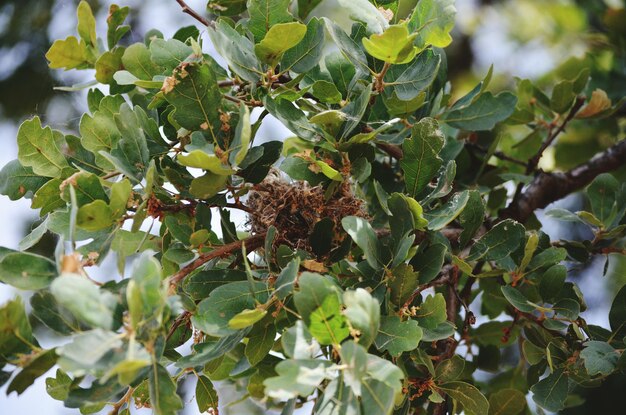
xmin=246 ymin=171 xmax=367 ymax=254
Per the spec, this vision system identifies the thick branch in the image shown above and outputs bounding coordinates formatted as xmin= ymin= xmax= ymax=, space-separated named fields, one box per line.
xmin=501 ymin=139 xmax=626 ymax=222
xmin=169 ymin=234 xmax=266 ymax=286
xmin=175 ymin=0 xmax=212 ymax=27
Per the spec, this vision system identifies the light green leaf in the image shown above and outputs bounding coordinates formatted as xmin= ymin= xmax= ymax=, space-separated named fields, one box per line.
xmin=228 ymin=308 xmax=267 ymax=329
xmin=281 ymin=320 xmax=319 ymax=359
xmin=177 ymin=150 xmax=235 ymax=175
xmin=0 ymin=160 xmax=48 ymax=201
xmin=57 ymin=329 xmax=122 ymax=375
xmin=255 ymin=22 xmax=307 ymax=66
xmin=308 ymin=291 xmax=349 ymax=345
xmin=17 ymin=117 xmax=69 ymax=178
xmin=337 ymin=0 xmax=388 ymax=34
xmin=363 ymin=24 xmax=417 ymax=64
xmin=361 ymin=378 xmax=396 ymax=415
xmin=229 ymin=103 xmax=251 ymax=166
xmin=77 ymin=1 xmax=97 ymax=48
xmin=190 ymin=173 xmax=229 ymax=199
xmin=121 ymin=43 xmax=162 ymax=80
xmin=149 ymin=38 xmax=193 ymax=72
xmin=46 ymin=36 xmax=89 ymax=70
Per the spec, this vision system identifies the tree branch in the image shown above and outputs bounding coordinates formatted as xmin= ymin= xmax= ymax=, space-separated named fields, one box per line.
xmin=175 ymin=0 xmax=213 ymax=27
xmin=501 ymin=139 xmax=626 ymax=222
xmin=169 ymin=234 xmax=266 ymax=286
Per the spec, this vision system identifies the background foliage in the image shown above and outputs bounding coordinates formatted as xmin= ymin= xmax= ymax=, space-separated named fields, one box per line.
xmin=0 ymin=0 xmax=626 ymax=414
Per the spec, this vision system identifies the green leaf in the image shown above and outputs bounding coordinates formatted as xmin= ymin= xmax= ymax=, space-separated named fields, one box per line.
xmin=247 ymin=0 xmax=293 ymax=42
xmin=363 ymin=24 xmax=417 ymax=64
xmin=488 ymin=388 xmax=526 ymax=415
xmin=149 ymin=38 xmax=193 ymax=72
xmin=438 ymin=381 xmax=489 ymax=415
xmin=539 ymin=264 xmax=567 ymax=302
xmin=50 ymin=274 xmax=117 ymax=329
xmin=414 ymin=243 xmax=447 ymax=284
xmin=385 ymin=49 xmax=441 ymax=100
xmin=17 ymin=117 xmax=69 ymax=178
xmin=238 ymin=141 xmax=283 ymax=183
xmin=281 ymin=17 xmax=325 ymax=73
xmin=459 ymin=190 xmax=485 ymax=247
xmin=7 ymin=349 xmax=57 ymax=395
xmin=375 ymin=316 xmax=422 ymax=356
xmin=121 ymin=43 xmax=162 ymax=81
xmin=424 ymin=190 xmax=470 ymax=231
xmin=587 ymin=173 xmax=620 ymax=227
xmin=46 ymin=36 xmax=89 ymax=70
xmin=468 ymin=219 xmax=525 ymax=261
xmin=255 ymin=22 xmax=307 ymax=66
xmin=163 ymin=62 xmax=221 ymax=139
xmin=501 ymin=286 xmax=535 ymax=313
xmin=580 ymin=341 xmax=619 ymax=376
xmin=245 ymin=324 xmax=276 ymax=365
xmin=530 ymin=369 xmax=568 ymax=412
xmin=442 ymin=92 xmax=518 ymax=131
xmin=400 ymin=117 xmax=445 ymax=197
xmin=195 ymin=375 xmax=218 ymax=413
xmin=274 ymin=258 xmax=300 ymax=300
xmin=106 ymin=5 xmax=130 ymax=49
xmin=192 ymin=281 xmax=270 ymax=336
xmin=415 ymin=293 xmax=447 ymax=329
xmin=389 ymin=263 xmax=419 ymax=307
xmin=609 ymin=284 xmax=626 ymax=340
xmin=149 ymin=363 xmax=183 ymax=415
xmin=0 ymin=160 xmax=48 ymax=200
xmin=550 ymin=80 xmax=576 ymax=114
xmin=263 ymin=96 xmax=319 ymax=141
xmin=0 ymin=297 xmax=35 ymax=358
xmin=0 ymin=251 xmax=56 ymax=290
xmin=434 ymin=355 xmax=465 ymax=383
xmin=407 ymin=0 xmax=456 ymax=49
xmin=209 ymin=21 xmax=262 ymax=82
xmin=76 ymin=200 xmax=113 ymax=231
xmin=361 ymin=378 xmax=396 ymax=414
xmin=323 ymin=18 xmax=369 ymax=75
xmin=77 ymin=1 xmax=97 ymax=48
xmin=45 ymin=369 xmax=72 ymax=401
xmin=264 ymin=359 xmax=334 ymax=400
xmin=342 ymin=216 xmax=383 ymax=269
xmin=308 ymin=291 xmax=349 ymax=345
xmin=30 ymin=291 xmax=81 ymax=335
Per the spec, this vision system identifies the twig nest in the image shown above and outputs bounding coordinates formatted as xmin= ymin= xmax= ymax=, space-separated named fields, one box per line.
xmin=246 ymin=171 xmax=366 ymax=254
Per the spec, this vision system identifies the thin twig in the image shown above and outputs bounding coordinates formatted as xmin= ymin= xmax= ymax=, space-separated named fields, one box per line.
xmin=175 ymin=0 xmax=213 ymax=27
xmin=527 ymin=96 xmax=586 ymax=173
xmin=169 ymin=234 xmax=266 ymax=286
xmin=108 ymin=387 xmax=134 ymax=415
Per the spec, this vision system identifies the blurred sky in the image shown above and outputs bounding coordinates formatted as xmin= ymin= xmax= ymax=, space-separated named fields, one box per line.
xmin=0 ymin=0 xmax=613 ymax=413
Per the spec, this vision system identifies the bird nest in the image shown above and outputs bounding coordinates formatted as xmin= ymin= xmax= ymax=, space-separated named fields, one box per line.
xmin=246 ymin=172 xmax=366 ymax=254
